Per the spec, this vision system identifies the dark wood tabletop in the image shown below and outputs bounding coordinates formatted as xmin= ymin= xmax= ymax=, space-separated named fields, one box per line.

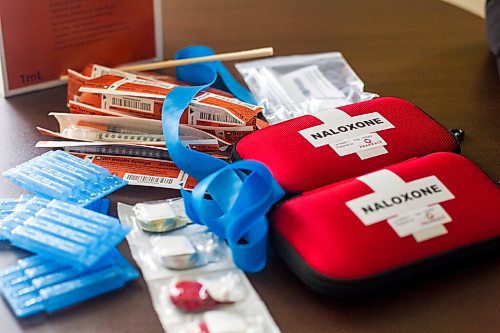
xmin=0 ymin=1 xmax=498 ymax=332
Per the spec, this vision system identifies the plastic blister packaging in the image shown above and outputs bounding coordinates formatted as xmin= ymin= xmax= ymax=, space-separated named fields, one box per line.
xmin=132 ymin=198 xmax=191 ymax=233
xmin=149 ymin=270 xmax=277 ymax=333
xmin=0 ymin=197 xmax=51 ymax=239
xmin=118 ymin=200 xmax=281 ymax=333
xmin=167 ymin=270 xmax=247 ymax=312
xmin=84 ymin=198 xmax=110 ymax=215
xmin=3 ymin=150 xmax=127 ymax=206
xmin=150 ymin=232 xmax=226 ymax=270
xmin=0 ymin=198 xmax=130 ymax=269
xmin=118 ymin=202 xmax=231 ymax=280
xmin=0 ymin=249 xmax=138 ymax=317
xmin=235 ymin=52 xmax=377 ymax=124
xmin=0 ymin=195 xmax=33 ymax=224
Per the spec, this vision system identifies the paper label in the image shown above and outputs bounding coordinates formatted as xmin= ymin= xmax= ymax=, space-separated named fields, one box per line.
xmin=387 ymin=205 xmax=452 ymax=238
xmin=74 ymin=154 xmax=188 ymax=189
xmin=331 ymin=133 xmax=386 ymax=156
xmin=279 ymin=65 xmax=344 ymax=103
xmin=188 ymin=108 xmax=245 ymax=126
xmin=299 ymin=109 xmax=394 ymax=159
xmin=192 ymin=92 xmax=262 ymax=124
xmin=79 ymin=75 xmax=176 ymax=99
xmin=346 ymin=170 xmax=455 ymax=241
xmin=103 ymin=94 xmax=156 ymax=114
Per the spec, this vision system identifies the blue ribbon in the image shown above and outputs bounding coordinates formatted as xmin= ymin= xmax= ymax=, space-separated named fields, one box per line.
xmin=161 ymin=46 xmax=284 ymax=272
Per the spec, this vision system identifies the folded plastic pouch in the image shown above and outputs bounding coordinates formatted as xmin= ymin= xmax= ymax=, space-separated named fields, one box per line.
xmin=270 ymin=152 xmax=500 ymax=295
xmin=0 ymin=249 xmax=138 ymax=317
xmin=233 ymin=97 xmax=460 ymax=193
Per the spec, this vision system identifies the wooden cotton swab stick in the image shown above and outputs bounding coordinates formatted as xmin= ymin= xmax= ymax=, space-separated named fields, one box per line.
xmin=60 ymin=47 xmax=273 ymax=81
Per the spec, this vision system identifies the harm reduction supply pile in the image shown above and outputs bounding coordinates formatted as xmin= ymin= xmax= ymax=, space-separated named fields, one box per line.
xmin=0 ymin=151 xmax=138 ymax=317
xmin=118 ymin=200 xmax=280 ymax=333
xmin=36 ymin=64 xmax=266 ymax=190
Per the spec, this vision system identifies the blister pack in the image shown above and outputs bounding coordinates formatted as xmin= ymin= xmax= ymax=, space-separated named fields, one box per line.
xmin=148 ymin=270 xmax=277 ymax=333
xmin=132 ymin=199 xmax=191 ymax=233
xmin=0 ymin=195 xmax=33 ymax=221
xmin=0 ymin=198 xmax=130 ymax=269
xmin=167 ymin=270 xmax=247 ymax=312
xmin=3 ymin=150 xmax=127 ymax=206
xmin=118 ymin=202 xmax=231 ymax=279
xmin=117 ymin=200 xmax=280 ymax=333
xmin=0 ymin=249 xmax=138 ymax=317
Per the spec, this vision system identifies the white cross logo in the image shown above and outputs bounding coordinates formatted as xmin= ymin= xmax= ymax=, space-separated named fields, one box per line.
xmin=346 ymin=170 xmax=455 ymax=242
xmin=299 ymin=109 xmax=395 ymax=159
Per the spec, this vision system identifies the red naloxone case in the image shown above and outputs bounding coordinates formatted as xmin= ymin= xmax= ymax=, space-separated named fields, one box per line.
xmin=232 ymin=97 xmax=460 ymax=193
xmin=270 ymin=153 xmax=500 ymax=295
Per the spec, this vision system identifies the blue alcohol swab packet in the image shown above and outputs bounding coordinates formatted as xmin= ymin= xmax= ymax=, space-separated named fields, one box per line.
xmin=0 ymin=197 xmax=51 ymax=239
xmin=84 ymin=198 xmax=110 ymax=215
xmin=0 ymin=195 xmax=37 ymax=241
xmin=0 ymin=196 xmax=108 ymax=238
xmin=0 ymin=198 xmax=130 ymax=269
xmin=2 ymin=150 xmax=127 ymax=206
xmin=0 ymin=249 xmax=139 ymax=317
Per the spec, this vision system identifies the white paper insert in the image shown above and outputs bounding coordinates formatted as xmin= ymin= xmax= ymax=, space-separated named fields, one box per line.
xmin=134 ymin=202 xmax=176 ymax=221
xmin=150 ymin=236 xmax=195 ymax=257
xmin=279 ymin=65 xmax=345 ymax=103
xmin=346 ymin=170 xmax=455 ymax=242
xmin=299 ymin=109 xmax=394 ymax=159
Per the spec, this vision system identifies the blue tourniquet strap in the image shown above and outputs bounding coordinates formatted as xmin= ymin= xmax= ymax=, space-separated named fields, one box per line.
xmin=162 ymin=45 xmax=284 ymax=272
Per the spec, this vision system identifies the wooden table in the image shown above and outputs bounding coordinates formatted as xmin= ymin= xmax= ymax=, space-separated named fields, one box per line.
xmin=0 ymin=1 xmax=498 ymax=332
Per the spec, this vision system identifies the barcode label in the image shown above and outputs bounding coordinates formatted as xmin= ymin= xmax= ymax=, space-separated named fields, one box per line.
xmin=192 ymin=110 xmax=242 ymax=125
xmin=105 ymin=95 xmax=155 ymax=113
xmin=123 ymin=173 xmax=180 ymax=189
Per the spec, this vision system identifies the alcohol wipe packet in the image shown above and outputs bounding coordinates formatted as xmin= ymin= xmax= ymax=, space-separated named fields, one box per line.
xmin=2 ymin=150 xmax=127 ymax=206
xmin=0 ymin=249 xmax=138 ymax=317
xmin=0 ymin=198 xmax=130 ymax=269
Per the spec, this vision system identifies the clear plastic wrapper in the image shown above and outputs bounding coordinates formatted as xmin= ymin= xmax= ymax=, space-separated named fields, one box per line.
xmin=168 ymin=270 xmax=247 ymax=312
xmin=0 ymin=198 xmax=130 ymax=269
xmin=117 ymin=200 xmax=280 ymax=333
xmin=150 ymin=232 xmax=225 ymax=270
xmin=118 ymin=202 xmax=232 ymax=279
xmin=2 ymin=150 xmax=127 ymax=206
xmin=0 ymin=249 xmax=138 ymax=317
xmin=149 ymin=270 xmax=276 ymax=333
xmin=235 ymin=52 xmax=378 ymax=124
xmin=132 ymin=199 xmax=191 ymax=233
